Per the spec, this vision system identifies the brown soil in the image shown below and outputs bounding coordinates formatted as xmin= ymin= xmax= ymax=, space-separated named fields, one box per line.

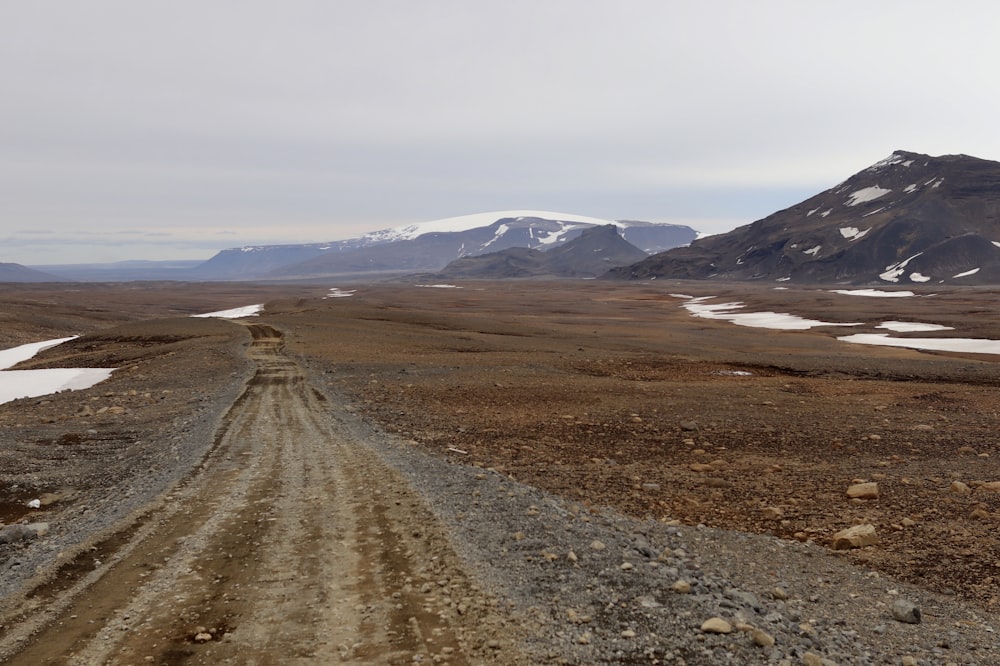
xmin=265 ymin=281 xmax=1000 ymax=607
xmin=1 ymin=279 xmax=1000 ymax=662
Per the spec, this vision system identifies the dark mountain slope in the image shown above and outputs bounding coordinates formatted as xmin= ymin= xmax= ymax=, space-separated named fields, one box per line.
xmin=610 ymin=151 xmax=1000 ymax=285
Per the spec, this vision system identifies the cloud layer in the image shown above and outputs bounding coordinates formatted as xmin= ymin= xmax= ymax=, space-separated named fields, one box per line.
xmin=3 ymin=1 xmax=999 ymax=263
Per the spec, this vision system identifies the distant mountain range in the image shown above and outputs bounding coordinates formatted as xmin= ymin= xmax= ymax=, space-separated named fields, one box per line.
xmin=8 ymin=211 xmax=695 ymax=283
xmin=190 ymin=211 xmax=696 ymax=280
xmin=0 ymin=262 xmax=61 ymax=282
xmin=611 ymin=150 xmax=1000 ymax=285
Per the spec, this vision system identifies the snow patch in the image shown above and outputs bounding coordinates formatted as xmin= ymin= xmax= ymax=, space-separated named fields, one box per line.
xmin=830 ymin=289 xmax=915 ymax=298
xmin=0 ymin=337 xmax=77 ymax=370
xmin=839 ymin=227 xmax=871 ymax=240
xmin=192 ymin=304 xmax=263 ymax=319
xmin=846 ymin=186 xmax=891 ymax=206
xmin=879 ymin=253 xmax=922 ymax=283
xmin=866 ymin=154 xmax=905 ymax=171
xmin=324 ymin=288 xmax=355 ymax=298
xmin=909 ymin=272 xmax=931 ymax=283
xmin=806 ymin=207 xmax=821 ymax=216
xmin=952 ymin=268 xmax=980 ymax=278
xmin=803 ymin=245 xmax=821 ymax=256
xmin=415 ymin=284 xmax=463 ymax=289
xmin=904 ymin=183 xmax=918 ymax=193
xmin=820 ymin=209 xmax=832 ymax=218
xmin=0 ymin=368 xmax=115 ymax=405
xmin=0 ymin=337 xmax=115 ymax=405
xmin=877 ymin=321 xmax=953 ymax=332
xmin=862 ymin=207 xmax=885 ymax=218
xmin=481 ymin=223 xmax=510 ymax=249
xmin=839 ymin=334 xmax=1000 ymax=356
xmin=679 ymin=297 xmax=860 ymax=330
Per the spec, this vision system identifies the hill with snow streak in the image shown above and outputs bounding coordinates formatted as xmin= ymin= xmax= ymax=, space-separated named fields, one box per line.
xmin=611 ymin=150 xmax=1000 ymax=285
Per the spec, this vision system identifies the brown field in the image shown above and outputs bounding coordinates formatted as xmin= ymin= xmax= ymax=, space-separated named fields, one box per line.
xmin=266 ymin=281 xmax=1000 ymax=604
xmin=1 ymin=279 xmax=999 ymax=663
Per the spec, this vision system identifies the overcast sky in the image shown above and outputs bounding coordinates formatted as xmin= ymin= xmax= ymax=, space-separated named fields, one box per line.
xmin=3 ymin=1 xmax=998 ymax=265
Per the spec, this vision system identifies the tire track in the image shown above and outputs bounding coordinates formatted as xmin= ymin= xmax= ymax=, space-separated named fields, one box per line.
xmin=1 ymin=324 xmax=521 ymax=665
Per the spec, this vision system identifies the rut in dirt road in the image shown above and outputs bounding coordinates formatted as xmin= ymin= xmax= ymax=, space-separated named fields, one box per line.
xmin=2 ymin=323 xmax=518 ymax=665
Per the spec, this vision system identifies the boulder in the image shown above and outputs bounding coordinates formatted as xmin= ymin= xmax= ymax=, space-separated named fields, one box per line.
xmin=891 ymin=598 xmax=921 ymax=624
xmin=831 ymin=524 xmax=878 ymax=550
xmin=700 ymin=617 xmax=732 ymax=634
xmin=846 ymin=482 xmax=879 ymax=499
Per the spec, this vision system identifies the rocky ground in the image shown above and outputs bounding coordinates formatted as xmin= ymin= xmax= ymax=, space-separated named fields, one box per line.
xmin=1 ymin=280 xmax=999 ymax=664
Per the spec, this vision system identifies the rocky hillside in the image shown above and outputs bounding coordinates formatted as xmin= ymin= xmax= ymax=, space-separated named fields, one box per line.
xmin=432 ymin=224 xmax=648 ymax=279
xmin=611 ymin=150 xmax=1000 ymax=285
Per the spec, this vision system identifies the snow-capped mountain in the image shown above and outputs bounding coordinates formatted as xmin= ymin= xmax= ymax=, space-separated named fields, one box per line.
xmin=194 ymin=212 xmax=696 ymax=280
xmin=610 ymin=150 xmax=1000 ymax=285
xmin=356 ymin=210 xmax=618 ymax=244
xmin=431 ymin=224 xmax=649 ymax=279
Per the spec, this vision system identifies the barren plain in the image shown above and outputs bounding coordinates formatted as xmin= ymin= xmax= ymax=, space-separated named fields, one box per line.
xmin=1 ymin=280 xmax=999 ymax=665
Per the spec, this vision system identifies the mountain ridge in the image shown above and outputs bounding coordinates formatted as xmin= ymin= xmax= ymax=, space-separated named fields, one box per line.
xmin=0 ymin=262 xmax=63 ymax=283
xmin=194 ymin=212 xmax=696 ymax=280
xmin=609 ymin=150 xmax=1000 ymax=285
xmin=429 ymin=224 xmax=649 ymax=279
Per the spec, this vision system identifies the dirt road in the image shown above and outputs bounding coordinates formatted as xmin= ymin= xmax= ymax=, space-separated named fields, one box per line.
xmin=0 ymin=323 xmax=517 ymax=665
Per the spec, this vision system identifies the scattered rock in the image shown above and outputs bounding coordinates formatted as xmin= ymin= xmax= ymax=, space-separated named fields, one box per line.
xmin=680 ymin=421 xmax=699 ymax=432
xmin=671 ymin=580 xmax=692 ymax=594
xmin=751 ymin=628 xmax=775 ymax=647
xmin=193 ymin=632 xmax=213 ymax=643
xmin=700 ymin=617 xmax=732 ymax=634
xmin=25 ymin=522 xmax=49 ymax=537
xmin=846 ymin=482 xmax=879 ymax=500
xmin=891 ymin=598 xmax=921 ymax=624
xmin=689 ymin=463 xmax=714 ymax=473
xmin=980 ymin=481 xmax=1000 ymax=492
xmin=589 ymin=540 xmax=606 ymax=551
xmin=761 ymin=506 xmax=784 ymax=520
xmin=949 ymin=480 xmax=971 ymax=494
xmin=0 ymin=525 xmax=35 ymax=544
xmin=832 ymin=524 xmax=878 ymax=550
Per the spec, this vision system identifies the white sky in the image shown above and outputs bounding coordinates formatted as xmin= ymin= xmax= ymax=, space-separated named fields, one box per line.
xmin=2 ymin=1 xmax=998 ymax=264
